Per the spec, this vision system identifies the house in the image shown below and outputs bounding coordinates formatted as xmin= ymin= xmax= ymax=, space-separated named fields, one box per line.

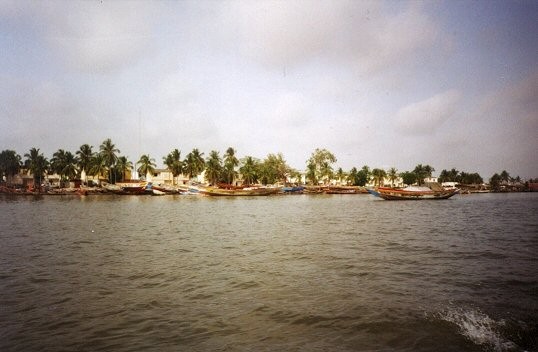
xmin=144 ymin=168 xmax=191 ymax=186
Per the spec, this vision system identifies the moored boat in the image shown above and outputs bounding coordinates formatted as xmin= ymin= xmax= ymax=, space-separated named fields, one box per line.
xmin=105 ymin=182 xmax=148 ymax=195
xmin=282 ymin=186 xmax=305 ymax=194
xmin=198 ymin=185 xmax=281 ymax=196
xmin=324 ymin=186 xmax=366 ymax=194
xmin=372 ymin=186 xmax=459 ymax=200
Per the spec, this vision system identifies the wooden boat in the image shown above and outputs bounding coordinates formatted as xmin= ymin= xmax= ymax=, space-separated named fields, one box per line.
xmin=152 ymin=189 xmax=166 ymax=196
xmin=106 ymin=182 xmax=148 ymax=195
xmin=198 ymin=186 xmax=281 ymax=196
xmin=324 ymin=186 xmax=366 ymax=194
xmin=372 ymin=186 xmax=459 ymax=200
xmin=151 ymin=184 xmax=180 ymax=194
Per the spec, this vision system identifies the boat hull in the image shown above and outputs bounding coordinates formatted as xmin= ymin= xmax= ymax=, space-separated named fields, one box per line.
xmin=199 ymin=186 xmax=280 ymax=196
xmin=375 ymin=187 xmax=459 ymax=200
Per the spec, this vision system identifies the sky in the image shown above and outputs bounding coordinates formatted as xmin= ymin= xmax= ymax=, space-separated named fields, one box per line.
xmin=1 ymin=0 xmax=537 ymax=179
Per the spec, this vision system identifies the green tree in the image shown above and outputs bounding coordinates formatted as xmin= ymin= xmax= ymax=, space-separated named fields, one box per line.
xmin=306 ymin=148 xmax=337 ymax=184
xmin=205 ymin=150 xmax=223 ymax=185
xmin=137 ymin=154 xmax=156 ymax=179
xmin=223 ymin=147 xmax=239 ymax=184
xmin=51 ymin=149 xmax=78 ymax=186
xmin=76 ymin=144 xmax=94 ymax=178
xmin=347 ymin=167 xmax=358 ymax=186
xmin=0 ymin=150 xmax=22 ymax=184
xmin=400 ymin=171 xmax=417 ymax=186
xmin=62 ymin=151 xmax=78 ymax=183
xmin=88 ymin=154 xmax=107 ymax=184
xmin=413 ymin=164 xmax=435 ymax=185
xmin=335 ymin=167 xmax=346 ymax=185
xmin=24 ymin=148 xmax=49 ymax=190
xmin=361 ymin=165 xmax=371 ymax=185
xmin=500 ymin=170 xmax=510 ymax=184
xmin=305 ymin=162 xmax=317 ymax=185
xmin=99 ymin=138 xmax=120 ymax=183
xmin=490 ymin=173 xmax=501 ymax=192
xmin=163 ymin=149 xmax=183 ymax=185
xmin=388 ymin=167 xmax=398 ymax=187
xmin=184 ymin=148 xmax=205 ymax=180
xmin=115 ymin=156 xmax=133 ymax=182
xmin=439 ymin=168 xmax=459 ymax=183
xmin=371 ymin=168 xmax=387 ymax=187
xmin=260 ymin=153 xmax=290 ymax=185
xmin=239 ymin=156 xmax=259 ymax=185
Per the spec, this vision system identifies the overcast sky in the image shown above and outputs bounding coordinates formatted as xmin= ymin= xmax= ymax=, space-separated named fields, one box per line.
xmin=1 ymin=0 xmax=537 ymax=179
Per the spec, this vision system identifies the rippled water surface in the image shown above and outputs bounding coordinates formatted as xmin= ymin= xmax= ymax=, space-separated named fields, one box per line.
xmin=1 ymin=193 xmax=537 ymax=351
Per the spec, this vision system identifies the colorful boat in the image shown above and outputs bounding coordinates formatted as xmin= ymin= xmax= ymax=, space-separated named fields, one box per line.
xmin=198 ymin=186 xmax=281 ymax=196
xmin=371 ymin=186 xmax=459 ymax=200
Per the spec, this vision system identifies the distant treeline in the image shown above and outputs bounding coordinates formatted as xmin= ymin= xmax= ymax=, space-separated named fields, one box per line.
xmin=0 ymin=141 xmax=533 ymax=190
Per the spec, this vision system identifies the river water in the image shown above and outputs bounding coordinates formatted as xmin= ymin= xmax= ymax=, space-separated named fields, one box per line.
xmin=0 ymin=192 xmax=537 ymax=351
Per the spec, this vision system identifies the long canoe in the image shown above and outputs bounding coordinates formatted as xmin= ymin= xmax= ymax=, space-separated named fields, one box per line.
xmin=198 ymin=186 xmax=281 ymax=196
xmin=373 ymin=186 xmax=459 ymax=200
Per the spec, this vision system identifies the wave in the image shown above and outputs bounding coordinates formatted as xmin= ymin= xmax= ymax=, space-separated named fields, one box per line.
xmin=436 ymin=307 xmax=520 ymax=351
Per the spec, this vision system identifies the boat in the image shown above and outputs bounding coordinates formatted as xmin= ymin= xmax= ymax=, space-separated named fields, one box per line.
xmin=152 ymin=189 xmax=166 ymax=196
xmin=371 ymin=185 xmax=459 ymax=200
xmin=198 ymin=185 xmax=281 ymax=196
xmin=105 ymin=182 xmax=148 ymax=195
xmin=324 ymin=186 xmax=366 ymax=194
xmin=150 ymin=183 xmax=180 ymax=194
xmin=282 ymin=186 xmax=305 ymax=194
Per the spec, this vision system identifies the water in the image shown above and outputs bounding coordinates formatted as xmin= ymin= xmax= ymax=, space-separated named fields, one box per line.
xmin=0 ymin=193 xmax=537 ymax=351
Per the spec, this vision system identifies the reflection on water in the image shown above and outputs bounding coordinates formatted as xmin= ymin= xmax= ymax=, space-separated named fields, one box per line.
xmin=1 ymin=193 xmax=537 ymax=351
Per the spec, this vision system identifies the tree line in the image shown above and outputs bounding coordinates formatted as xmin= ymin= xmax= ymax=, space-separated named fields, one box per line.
xmin=0 ymin=141 xmax=528 ymax=189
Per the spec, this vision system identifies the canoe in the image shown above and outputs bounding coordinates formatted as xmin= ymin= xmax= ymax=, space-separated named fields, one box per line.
xmin=198 ymin=186 xmax=280 ymax=196
xmin=324 ymin=186 xmax=366 ymax=194
xmin=373 ymin=186 xmax=459 ymax=200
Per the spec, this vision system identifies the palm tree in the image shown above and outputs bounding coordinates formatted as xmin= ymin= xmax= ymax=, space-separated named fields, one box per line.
xmin=336 ymin=167 xmax=346 ymax=185
xmin=413 ymin=164 xmax=435 ymax=185
xmin=388 ymin=167 xmax=398 ymax=187
xmin=361 ymin=165 xmax=371 ymax=185
xmin=76 ymin=144 xmax=94 ymax=179
xmin=500 ymin=170 xmax=510 ymax=184
xmin=51 ymin=149 xmax=78 ymax=187
xmin=88 ymin=154 xmax=107 ymax=184
xmin=0 ymin=150 xmax=22 ymax=184
xmin=239 ymin=156 xmax=259 ymax=185
xmin=205 ymin=150 xmax=222 ymax=185
xmin=99 ymin=138 xmax=120 ymax=183
xmin=51 ymin=149 xmax=66 ymax=178
xmin=137 ymin=154 xmax=156 ymax=180
xmin=184 ymin=148 xmax=205 ymax=180
xmin=62 ymin=151 xmax=78 ymax=183
xmin=223 ymin=147 xmax=239 ymax=184
xmin=24 ymin=148 xmax=49 ymax=190
xmin=115 ymin=156 xmax=133 ymax=182
xmin=347 ymin=167 xmax=358 ymax=186
xmin=163 ymin=149 xmax=183 ymax=185
xmin=371 ymin=168 xmax=387 ymax=187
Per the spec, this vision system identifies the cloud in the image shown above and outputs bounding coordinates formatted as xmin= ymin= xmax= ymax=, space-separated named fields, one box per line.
xmin=224 ymin=0 xmax=438 ymax=75
xmin=33 ymin=1 xmax=157 ymax=73
xmin=394 ymin=89 xmax=461 ymax=135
